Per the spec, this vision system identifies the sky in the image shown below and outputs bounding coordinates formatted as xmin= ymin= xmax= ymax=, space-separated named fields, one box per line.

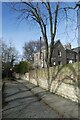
xmin=2 ymin=2 xmax=79 ymax=57
xmin=0 ymin=3 xmax=2 ymax=39
xmin=2 ymin=2 xmax=41 ymax=56
xmin=78 ymin=7 xmax=80 ymax=46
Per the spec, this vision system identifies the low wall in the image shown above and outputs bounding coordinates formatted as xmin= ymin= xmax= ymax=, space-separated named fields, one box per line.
xmin=14 ymin=62 xmax=80 ymax=102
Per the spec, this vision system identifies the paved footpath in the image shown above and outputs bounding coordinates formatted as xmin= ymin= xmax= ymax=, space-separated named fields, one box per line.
xmin=2 ymin=80 xmax=61 ymax=118
xmin=17 ymin=79 xmax=79 ymax=119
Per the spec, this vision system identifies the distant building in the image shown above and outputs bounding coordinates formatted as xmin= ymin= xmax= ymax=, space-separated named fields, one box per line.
xmin=66 ymin=49 xmax=77 ymax=64
xmin=34 ymin=47 xmax=47 ymax=68
xmin=34 ymin=40 xmax=80 ymax=68
xmin=72 ymin=47 xmax=80 ymax=61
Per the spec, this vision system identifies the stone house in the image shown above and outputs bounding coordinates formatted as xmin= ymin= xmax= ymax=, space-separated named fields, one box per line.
xmin=66 ymin=49 xmax=77 ymax=64
xmin=34 ymin=40 xmax=79 ymax=68
xmin=34 ymin=47 xmax=47 ymax=68
xmin=72 ymin=47 xmax=80 ymax=62
xmin=51 ymin=40 xmax=77 ymax=65
xmin=51 ymin=40 xmax=66 ymax=66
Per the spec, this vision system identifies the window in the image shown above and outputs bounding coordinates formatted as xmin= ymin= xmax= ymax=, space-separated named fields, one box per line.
xmin=58 ymin=61 xmax=62 ymax=65
xmin=41 ymin=52 xmax=43 ymax=59
xmin=69 ymin=60 xmax=72 ymax=63
xmin=36 ymin=54 xmax=38 ymax=56
xmin=36 ymin=54 xmax=38 ymax=60
xmin=41 ymin=61 xmax=43 ymax=68
xmin=53 ymin=62 xmax=56 ymax=65
xmin=67 ymin=59 xmax=69 ymax=64
xmin=58 ymin=50 xmax=61 ymax=56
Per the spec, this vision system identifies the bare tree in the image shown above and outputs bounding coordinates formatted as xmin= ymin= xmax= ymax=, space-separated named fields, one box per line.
xmin=2 ymin=41 xmax=19 ymax=78
xmin=10 ymin=2 xmax=78 ymax=67
xmin=23 ymin=39 xmax=44 ymax=61
xmin=9 ymin=1 xmax=79 ymax=90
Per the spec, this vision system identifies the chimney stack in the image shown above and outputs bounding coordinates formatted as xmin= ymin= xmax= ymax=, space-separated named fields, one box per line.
xmin=65 ymin=43 xmax=71 ymax=50
xmin=40 ymin=36 xmax=42 ymax=59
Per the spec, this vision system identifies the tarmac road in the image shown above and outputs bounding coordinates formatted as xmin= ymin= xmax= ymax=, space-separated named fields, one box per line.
xmin=2 ymin=80 xmax=60 ymax=118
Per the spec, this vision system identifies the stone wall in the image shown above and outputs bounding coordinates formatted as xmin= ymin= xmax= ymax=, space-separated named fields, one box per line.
xmin=14 ymin=62 xmax=80 ymax=102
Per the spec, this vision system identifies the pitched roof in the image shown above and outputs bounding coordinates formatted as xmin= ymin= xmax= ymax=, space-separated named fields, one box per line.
xmin=72 ymin=46 xmax=80 ymax=53
xmin=66 ymin=49 xmax=77 ymax=53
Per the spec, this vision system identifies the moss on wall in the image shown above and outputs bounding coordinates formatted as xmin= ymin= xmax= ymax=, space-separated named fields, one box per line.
xmin=16 ymin=62 xmax=80 ymax=102
xmin=29 ymin=62 xmax=79 ymax=86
